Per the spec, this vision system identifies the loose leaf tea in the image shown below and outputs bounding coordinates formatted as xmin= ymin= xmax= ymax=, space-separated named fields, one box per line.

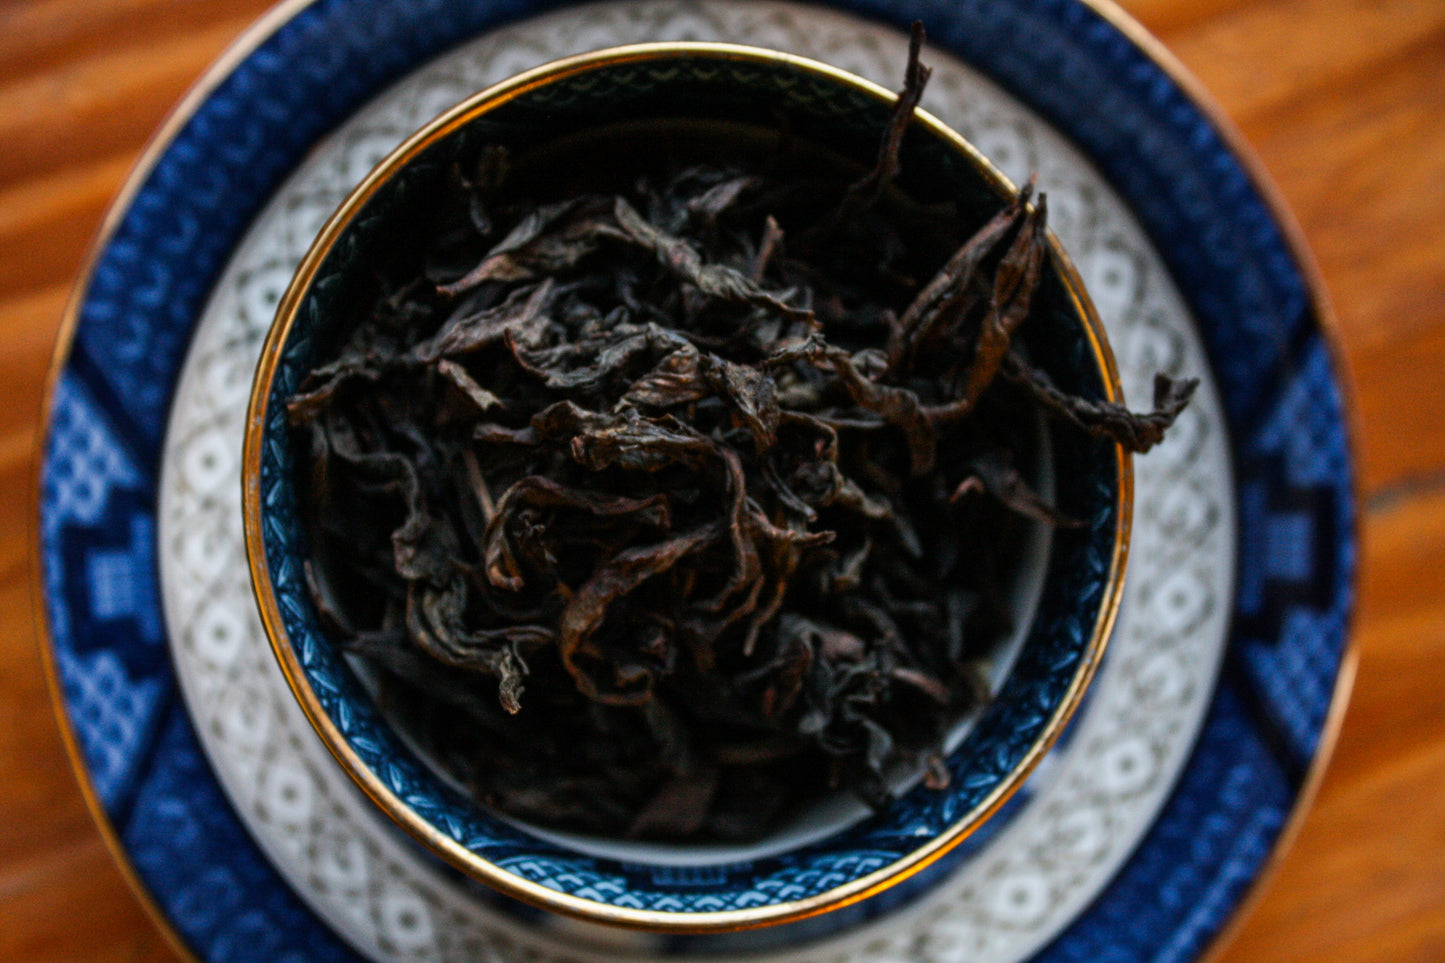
xmin=288 ymin=28 xmax=1196 ymax=842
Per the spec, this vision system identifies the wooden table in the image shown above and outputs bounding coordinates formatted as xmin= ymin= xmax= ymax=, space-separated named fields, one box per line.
xmin=2 ymin=0 xmax=1440 ymax=959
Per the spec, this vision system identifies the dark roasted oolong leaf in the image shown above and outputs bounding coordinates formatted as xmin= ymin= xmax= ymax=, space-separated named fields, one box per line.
xmin=289 ymin=29 xmax=1189 ymax=842
xmin=1000 ymin=353 xmax=1200 ymax=454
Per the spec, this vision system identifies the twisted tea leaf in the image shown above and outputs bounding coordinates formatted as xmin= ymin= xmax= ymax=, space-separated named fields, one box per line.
xmin=1001 ymin=353 xmax=1200 ymax=453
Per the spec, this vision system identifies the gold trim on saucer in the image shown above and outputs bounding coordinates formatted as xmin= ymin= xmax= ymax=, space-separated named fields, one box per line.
xmin=242 ymin=40 xmax=1131 ymax=934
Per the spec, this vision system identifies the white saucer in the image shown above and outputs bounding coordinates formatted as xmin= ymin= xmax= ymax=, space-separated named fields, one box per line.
xmin=157 ymin=3 xmax=1233 ymax=960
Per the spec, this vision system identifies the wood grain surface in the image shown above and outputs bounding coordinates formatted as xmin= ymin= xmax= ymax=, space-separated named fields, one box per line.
xmin=2 ymin=0 xmax=1441 ymax=959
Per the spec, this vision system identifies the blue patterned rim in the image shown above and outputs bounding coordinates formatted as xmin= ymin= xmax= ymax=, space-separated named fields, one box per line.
xmin=37 ymin=0 xmax=1355 ymax=960
xmin=246 ymin=43 xmax=1127 ymax=929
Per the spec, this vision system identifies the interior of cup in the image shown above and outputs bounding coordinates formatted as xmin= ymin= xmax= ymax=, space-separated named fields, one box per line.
xmin=250 ymin=44 xmax=1125 ymax=924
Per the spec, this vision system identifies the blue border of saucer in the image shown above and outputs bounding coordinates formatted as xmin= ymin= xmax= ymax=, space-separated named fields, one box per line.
xmin=38 ymin=0 xmax=1355 ymax=961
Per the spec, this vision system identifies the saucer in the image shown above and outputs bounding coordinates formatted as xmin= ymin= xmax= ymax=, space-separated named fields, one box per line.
xmin=38 ymin=1 xmax=1354 ymax=961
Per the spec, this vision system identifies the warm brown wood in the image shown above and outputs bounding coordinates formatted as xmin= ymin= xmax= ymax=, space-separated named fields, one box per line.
xmin=0 ymin=0 xmax=1439 ymax=959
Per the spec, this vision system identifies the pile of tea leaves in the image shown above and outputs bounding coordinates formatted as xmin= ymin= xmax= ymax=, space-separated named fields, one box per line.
xmin=288 ymin=30 xmax=1195 ymax=841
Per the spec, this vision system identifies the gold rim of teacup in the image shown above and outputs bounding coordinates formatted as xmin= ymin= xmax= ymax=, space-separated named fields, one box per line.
xmin=243 ymin=40 xmax=1132 ymax=934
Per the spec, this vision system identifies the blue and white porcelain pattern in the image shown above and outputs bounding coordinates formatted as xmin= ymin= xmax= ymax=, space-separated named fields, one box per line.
xmin=177 ymin=2 xmax=1229 ymax=955
xmin=37 ymin=1 xmax=1354 ymax=962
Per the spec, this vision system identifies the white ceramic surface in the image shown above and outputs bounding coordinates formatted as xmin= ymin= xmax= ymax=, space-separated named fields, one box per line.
xmin=157 ymin=2 xmax=1234 ymax=960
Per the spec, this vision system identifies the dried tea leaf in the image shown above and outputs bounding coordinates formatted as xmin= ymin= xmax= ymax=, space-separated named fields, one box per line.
xmin=437 ymin=198 xmax=608 ymax=296
xmin=558 ymin=525 xmax=721 ymax=704
xmin=612 ymin=197 xmax=814 ymax=325
xmin=1003 ymin=354 xmax=1200 ymax=453
xmin=952 ymin=450 xmax=1083 ymax=528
